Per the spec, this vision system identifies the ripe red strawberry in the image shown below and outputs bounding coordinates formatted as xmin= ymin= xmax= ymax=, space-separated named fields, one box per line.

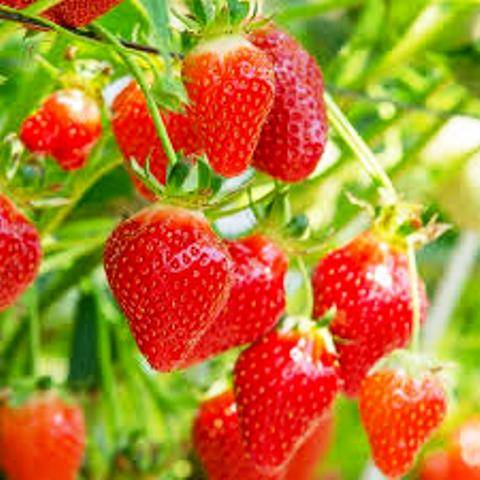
xmin=249 ymin=26 xmax=328 ymax=183
xmin=20 ymin=89 xmax=102 ymax=171
xmin=0 ymin=195 xmax=41 ymax=312
xmin=111 ymin=80 xmax=199 ymax=199
xmin=104 ymin=206 xmax=233 ymax=371
xmin=421 ymin=450 xmax=451 ymax=480
xmin=359 ymin=366 xmax=447 ymax=478
xmin=0 ymin=0 xmax=122 ymax=27
xmin=181 ymin=234 xmax=287 ymax=367
xmin=284 ymin=410 xmax=334 ymax=480
xmin=448 ymin=418 xmax=480 ymax=479
xmin=0 ymin=393 xmax=86 ymax=480
xmin=193 ymin=390 xmax=333 ymax=480
xmin=312 ymin=231 xmax=428 ymax=397
xmin=182 ymin=34 xmax=275 ymax=177
xmin=420 ymin=419 xmax=480 ymax=480
xmin=234 ymin=321 xmax=340 ymax=474
xmin=193 ymin=390 xmax=281 ymax=480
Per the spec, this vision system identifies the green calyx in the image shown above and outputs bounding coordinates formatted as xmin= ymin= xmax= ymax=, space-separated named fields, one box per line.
xmin=370 ymin=349 xmax=450 ymax=382
xmin=180 ymin=0 xmax=256 ymax=45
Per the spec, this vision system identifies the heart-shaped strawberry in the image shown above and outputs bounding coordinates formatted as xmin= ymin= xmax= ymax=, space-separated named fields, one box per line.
xmin=104 ymin=206 xmax=233 ymax=371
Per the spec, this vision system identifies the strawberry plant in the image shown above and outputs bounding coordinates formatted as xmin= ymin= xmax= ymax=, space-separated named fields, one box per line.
xmin=0 ymin=1 xmax=479 ymax=479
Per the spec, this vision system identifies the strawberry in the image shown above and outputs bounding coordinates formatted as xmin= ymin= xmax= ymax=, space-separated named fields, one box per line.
xmin=284 ymin=410 xmax=334 ymax=480
xmin=193 ymin=390 xmax=281 ymax=480
xmin=193 ymin=390 xmax=333 ymax=480
xmin=0 ymin=0 xmax=122 ymax=27
xmin=103 ymin=206 xmax=233 ymax=371
xmin=250 ymin=25 xmax=328 ymax=183
xmin=312 ymin=231 xmax=428 ymax=397
xmin=20 ymin=89 xmax=102 ymax=171
xmin=448 ymin=418 xmax=480 ymax=479
xmin=0 ymin=393 xmax=86 ymax=480
xmin=420 ymin=450 xmax=451 ymax=480
xmin=111 ymin=80 xmax=199 ymax=199
xmin=234 ymin=320 xmax=340 ymax=474
xmin=420 ymin=418 xmax=480 ymax=480
xmin=0 ymin=195 xmax=41 ymax=312
xmin=182 ymin=234 xmax=287 ymax=367
xmin=359 ymin=366 xmax=447 ymax=478
xmin=182 ymin=34 xmax=275 ymax=177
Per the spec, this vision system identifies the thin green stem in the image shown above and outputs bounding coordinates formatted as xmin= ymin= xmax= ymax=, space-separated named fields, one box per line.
xmin=407 ymin=238 xmax=422 ymax=353
xmin=25 ymin=286 xmax=40 ymax=378
xmin=0 ymin=5 xmax=98 ymax=46
xmin=40 ymin=155 xmax=122 ymax=237
xmin=325 ymin=91 xmax=398 ymax=204
xmin=295 ymin=257 xmax=314 ymax=318
xmin=23 ymin=0 xmax=63 ymax=14
xmin=35 ymin=54 xmax=61 ymax=79
xmin=91 ymin=23 xmax=178 ymax=168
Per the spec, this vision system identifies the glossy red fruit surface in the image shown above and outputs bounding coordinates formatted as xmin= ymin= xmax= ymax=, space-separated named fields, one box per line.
xmin=111 ymin=80 xmax=199 ymax=199
xmin=250 ymin=26 xmax=328 ymax=183
xmin=312 ymin=231 xmax=427 ymax=397
xmin=20 ymin=89 xmax=102 ymax=171
xmin=104 ymin=206 xmax=233 ymax=371
xmin=0 ymin=195 xmax=41 ymax=312
xmin=194 ymin=390 xmax=333 ymax=480
xmin=0 ymin=394 xmax=86 ymax=480
xmin=183 ymin=234 xmax=287 ymax=367
xmin=0 ymin=0 xmax=123 ymax=27
xmin=182 ymin=34 xmax=275 ymax=177
xmin=234 ymin=325 xmax=340 ymax=474
xmin=194 ymin=390 xmax=281 ymax=480
xmin=359 ymin=368 xmax=447 ymax=478
xmin=284 ymin=410 xmax=334 ymax=480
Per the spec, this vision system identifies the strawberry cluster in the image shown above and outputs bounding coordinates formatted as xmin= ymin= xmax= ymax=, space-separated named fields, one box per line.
xmin=111 ymin=25 xmax=328 ymax=199
xmin=1 ymin=3 xmax=452 ymax=478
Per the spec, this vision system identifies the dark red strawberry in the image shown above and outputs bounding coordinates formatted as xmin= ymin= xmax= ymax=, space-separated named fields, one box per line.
xmin=0 ymin=0 xmax=122 ymax=27
xmin=312 ymin=231 xmax=428 ymax=397
xmin=111 ymin=80 xmax=199 ymax=199
xmin=359 ymin=366 xmax=447 ymax=478
xmin=103 ymin=206 xmax=233 ymax=371
xmin=193 ymin=390 xmax=281 ymax=480
xmin=20 ymin=89 xmax=102 ymax=171
xmin=234 ymin=320 xmax=340 ymax=474
xmin=0 ymin=195 xmax=41 ymax=312
xmin=0 ymin=393 xmax=86 ymax=480
xmin=284 ymin=410 xmax=334 ymax=480
xmin=181 ymin=234 xmax=287 ymax=367
xmin=182 ymin=34 xmax=275 ymax=177
xmin=250 ymin=25 xmax=328 ymax=183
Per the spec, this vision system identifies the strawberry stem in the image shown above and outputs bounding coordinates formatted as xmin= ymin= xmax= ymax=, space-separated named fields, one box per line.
xmin=407 ymin=237 xmax=422 ymax=353
xmin=25 ymin=286 xmax=40 ymax=379
xmin=91 ymin=23 xmax=178 ymax=169
xmin=292 ymin=256 xmax=314 ymax=318
xmin=324 ymin=92 xmax=398 ymax=205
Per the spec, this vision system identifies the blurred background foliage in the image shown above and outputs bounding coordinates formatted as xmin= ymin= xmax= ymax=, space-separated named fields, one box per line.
xmin=0 ymin=0 xmax=480 ymax=479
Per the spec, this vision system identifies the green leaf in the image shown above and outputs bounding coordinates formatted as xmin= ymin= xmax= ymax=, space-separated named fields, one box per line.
xmin=187 ymin=0 xmax=215 ymax=25
xmin=227 ymin=0 xmax=249 ymax=25
xmin=67 ymin=292 xmax=100 ymax=389
xmin=139 ymin=0 xmax=172 ymax=59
